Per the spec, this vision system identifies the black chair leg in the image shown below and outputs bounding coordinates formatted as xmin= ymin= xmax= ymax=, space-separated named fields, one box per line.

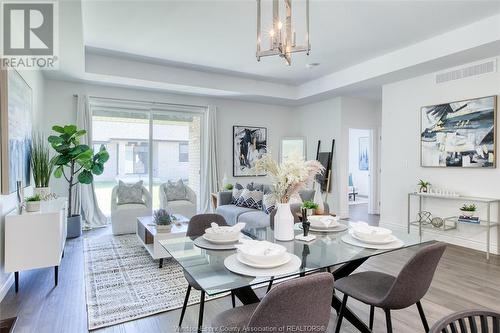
xmin=266 ymin=277 xmax=274 ymax=293
xmin=416 ymin=301 xmax=429 ymax=332
xmin=335 ymin=294 xmax=348 ymax=333
xmin=369 ymin=305 xmax=375 ymax=330
xmin=385 ymin=309 xmax=393 ymax=333
xmin=178 ymin=285 xmax=191 ymax=327
xmin=198 ymin=291 xmax=205 ymax=333
xmin=231 ymin=291 xmax=236 ymax=308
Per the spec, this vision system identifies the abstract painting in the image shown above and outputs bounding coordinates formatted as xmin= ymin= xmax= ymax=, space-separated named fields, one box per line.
xmin=233 ymin=126 xmax=267 ymax=177
xmin=1 ymin=69 xmax=33 ymax=194
xmin=421 ymin=96 xmax=496 ymax=168
xmin=359 ymin=136 xmax=369 ymax=171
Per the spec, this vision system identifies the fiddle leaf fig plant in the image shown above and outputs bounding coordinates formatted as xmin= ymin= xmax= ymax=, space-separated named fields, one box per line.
xmin=48 ymin=124 xmax=109 ymax=218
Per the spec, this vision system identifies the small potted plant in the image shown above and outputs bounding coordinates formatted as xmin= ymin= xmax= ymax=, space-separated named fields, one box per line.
xmin=154 ymin=209 xmax=173 ymax=232
xmin=460 ymin=203 xmax=477 ymax=218
xmin=418 ymin=179 xmax=431 ymax=193
xmin=25 ymin=194 xmax=42 ymax=212
xmin=224 ymin=183 xmax=234 ymax=191
xmin=302 ymin=200 xmax=319 ymax=216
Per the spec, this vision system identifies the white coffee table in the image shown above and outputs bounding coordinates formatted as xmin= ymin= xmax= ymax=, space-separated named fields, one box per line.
xmin=136 ymin=215 xmax=189 ymax=268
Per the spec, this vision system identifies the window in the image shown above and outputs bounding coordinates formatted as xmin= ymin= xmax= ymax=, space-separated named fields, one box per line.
xmin=125 ymin=141 xmax=148 ymax=174
xmin=179 ymin=142 xmax=189 ymax=162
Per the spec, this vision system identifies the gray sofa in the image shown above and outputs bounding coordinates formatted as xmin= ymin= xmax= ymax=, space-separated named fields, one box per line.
xmin=216 ymin=189 xmax=328 ymax=229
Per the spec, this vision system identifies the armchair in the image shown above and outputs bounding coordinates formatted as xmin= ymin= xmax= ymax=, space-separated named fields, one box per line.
xmin=111 ymin=184 xmax=152 ymax=235
xmin=159 ymin=183 xmax=197 ymax=218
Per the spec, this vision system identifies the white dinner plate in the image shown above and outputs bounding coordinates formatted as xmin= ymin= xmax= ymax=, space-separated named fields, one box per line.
xmin=349 ymin=230 xmax=397 ymax=245
xmin=202 ymin=234 xmax=240 ymax=244
xmin=237 ymin=252 xmax=291 ymax=269
xmin=300 ymin=224 xmax=348 ymax=233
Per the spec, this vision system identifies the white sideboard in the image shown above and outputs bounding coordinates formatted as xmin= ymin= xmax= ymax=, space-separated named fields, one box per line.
xmin=5 ymin=198 xmax=67 ymax=292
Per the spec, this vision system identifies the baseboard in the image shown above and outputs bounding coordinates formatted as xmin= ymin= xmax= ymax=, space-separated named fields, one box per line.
xmin=379 ymin=220 xmax=499 ymax=255
xmin=0 ymin=273 xmax=13 ymax=302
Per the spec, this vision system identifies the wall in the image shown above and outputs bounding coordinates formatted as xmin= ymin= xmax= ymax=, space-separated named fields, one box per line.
xmin=42 ymin=79 xmax=296 ymax=197
xmin=380 ymin=56 xmax=500 ymax=254
xmin=349 ymin=128 xmax=370 ymax=196
xmin=0 ymin=69 xmax=45 ymax=300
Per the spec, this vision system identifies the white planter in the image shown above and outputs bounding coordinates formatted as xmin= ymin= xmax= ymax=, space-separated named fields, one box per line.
xmin=156 ymin=224 xmax=172 ymax=233
xmin=25 ymin=201 xmax=41 ymax=212
xmin=460 ymin=210 xmax=475 ymax=217
xmin=274 ymin=203 xmax=295 ymax=241
xmin=34 ymin=187 xmax=51 ymax=198
xmin=306 ymin=208 xmax=315 ymax=217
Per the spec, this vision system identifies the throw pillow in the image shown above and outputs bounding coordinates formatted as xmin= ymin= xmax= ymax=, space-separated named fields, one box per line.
xmin=166 ymin=179 xmax=187 ymax=201
xmin=117 ymin=180 xmax=145 ymax=205
xmin=262 ymin=193 xmax=276 ymax=214
xmin=231 ymin=183 xmax=244 ymax=204
xmin=235 ymin=189 xmax=263 ymax=210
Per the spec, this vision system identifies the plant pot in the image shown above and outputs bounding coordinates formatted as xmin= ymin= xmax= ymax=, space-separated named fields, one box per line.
xmin=25 ymin=201 xmax=41 ymax=212
xmin=34 ymin=187 xmax=51 ymax=198
xmin=460 ymin=210 xmax=475 ymax=218
xmin=67 ymin=215 xmax=82 ymax=238
xmin=420 ymin=187 xmax=428 ymax=193
xmin=156 ymin=224 xmax=172 ymax=233
xmin=274 ymin=203 xmax=295 ymax=241
xmin=306 ymin=208 xmax=314 ymax=217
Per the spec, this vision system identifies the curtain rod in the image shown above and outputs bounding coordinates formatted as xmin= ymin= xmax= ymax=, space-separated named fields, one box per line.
xmin=72 ymin=93 xmax=208 ymax=110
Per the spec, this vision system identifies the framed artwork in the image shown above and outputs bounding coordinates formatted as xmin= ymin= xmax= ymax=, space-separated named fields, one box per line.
xmin=421 ymin=96 xmax=496 ymax=168
xmin=1 ymin=69 xmax=33 ymax=194
xmin=358 ymin=136 xmax=369 ymax=171
xmin=280 ymin=136 xmax=306 ymax=163
xmin=233 ymin=126 xmax=267 ymax=177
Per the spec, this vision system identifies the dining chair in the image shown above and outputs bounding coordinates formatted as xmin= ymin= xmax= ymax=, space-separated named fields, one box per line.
xmin=334 ymin=242 xmax=446 ymax=333
xmin=211 ymin=272 xmax=334 ymax=332
xmin=179 ymin=213 xmax=234 ymax=333
xmin=429 ymin=309 xmax=500 ymax=333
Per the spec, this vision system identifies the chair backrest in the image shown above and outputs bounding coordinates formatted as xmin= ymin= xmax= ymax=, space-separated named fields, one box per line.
xmin=186 ymin=214 xmax=228 ymax=237
xmin=429 ymin=309 xmax=500 ymax=333
xmin=247 ymin=272 xmax=334 ymax=332
xmin=381 ymin=242 xmax=446 ymax=309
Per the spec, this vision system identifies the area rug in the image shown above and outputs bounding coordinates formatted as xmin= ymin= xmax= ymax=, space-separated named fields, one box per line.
xmin=83 ymin=234 xmax=210 ymax=330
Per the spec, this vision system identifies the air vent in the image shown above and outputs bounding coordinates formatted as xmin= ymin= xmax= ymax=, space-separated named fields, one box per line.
xmin=435 ymin=59 xmax=496 ymax=84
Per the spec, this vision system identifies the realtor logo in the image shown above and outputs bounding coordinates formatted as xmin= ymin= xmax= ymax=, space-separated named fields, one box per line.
xmin=1 ymin=2 xmax=58 ymax=69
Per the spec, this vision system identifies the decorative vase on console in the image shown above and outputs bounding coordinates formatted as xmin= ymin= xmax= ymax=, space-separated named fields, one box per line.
xmin=253 ymin=154 xmax=325 ymax=242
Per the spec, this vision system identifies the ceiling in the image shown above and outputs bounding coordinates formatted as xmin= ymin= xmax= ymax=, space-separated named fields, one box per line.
xmin=82 ymin=0 xmax=500 ymax=85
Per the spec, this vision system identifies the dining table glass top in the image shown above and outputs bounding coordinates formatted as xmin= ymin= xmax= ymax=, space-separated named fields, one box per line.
xmin=160 ymin=223 xmax=428 ymax=296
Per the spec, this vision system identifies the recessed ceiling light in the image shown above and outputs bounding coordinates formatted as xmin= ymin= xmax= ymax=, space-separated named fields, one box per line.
xmin=306 ymin=63 xmax=320 ymax=68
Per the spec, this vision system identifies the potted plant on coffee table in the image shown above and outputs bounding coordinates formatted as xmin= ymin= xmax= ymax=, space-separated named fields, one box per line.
xmin=153 ymin=209 xmax=173 ymax=232
xmin=25 ymin=194 xmax=42 ymax=212
xmin=48 ymin=125 xmax=109 ymax=238
xmin=31 ymin=132 xmax=54 ymax=199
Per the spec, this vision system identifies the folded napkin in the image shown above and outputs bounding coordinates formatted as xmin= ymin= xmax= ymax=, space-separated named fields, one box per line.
xmin=236 ymin=240 xmax=285 ymax=257
xmin=319 ymin=216 xmax=338 ymax=228
xmin=209 ymin=222 xmax=246 ymax=233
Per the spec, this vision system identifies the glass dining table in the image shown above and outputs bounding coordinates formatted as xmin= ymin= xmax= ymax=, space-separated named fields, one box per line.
xmin=160 ymin=223 xmax=430 ymax=333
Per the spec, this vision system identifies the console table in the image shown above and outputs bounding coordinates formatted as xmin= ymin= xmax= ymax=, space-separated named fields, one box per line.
xmin=5 ymin=198 xmax=67 ymax=292
xmin=407 ymin=192 xmax=499 ymax=259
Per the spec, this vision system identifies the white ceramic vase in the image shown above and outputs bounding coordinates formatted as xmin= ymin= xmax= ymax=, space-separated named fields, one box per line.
xmin=274 ymin=203 xmax=295 ymax=241
xmin=25 ymin=201 xmax=41 ymax=212
xmin=313 ymin=181 xmax=325 ymax=214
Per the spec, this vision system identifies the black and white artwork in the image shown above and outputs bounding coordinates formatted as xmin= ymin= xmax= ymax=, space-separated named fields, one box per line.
xmin=233 ymin=126 xmax=267 ymax=176
xmin=421 ymin=96 xmax=496 ymax=168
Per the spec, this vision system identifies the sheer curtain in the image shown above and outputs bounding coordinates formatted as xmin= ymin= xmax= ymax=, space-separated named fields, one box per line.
xmin=200 ymin=105 xmax=219 ymax=213
xmin=76 ymin=95 xmax=108 ymax=229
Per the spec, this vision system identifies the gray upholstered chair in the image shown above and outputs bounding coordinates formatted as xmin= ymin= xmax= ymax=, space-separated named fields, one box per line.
xmin=211 ymin=272 xmax=334 ymax=332
xmin=178 ymin=214 xmax=233 ymax=333
xmin=429 ymin=309 xmax=500 ymax=333
xmin=334 ymin=242 xmax=446 ymax=333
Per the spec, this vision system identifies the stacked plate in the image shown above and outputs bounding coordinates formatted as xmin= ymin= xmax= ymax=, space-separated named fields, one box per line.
xmin=342 ymin=222 xmax=403 ymax=249
xmin=235 ymin=240 xmax=290 ymax=268
xmin=307 ymin=215 xmax=347 ymax=232
xmin=202 ymin=223 xmax=245 ymax=244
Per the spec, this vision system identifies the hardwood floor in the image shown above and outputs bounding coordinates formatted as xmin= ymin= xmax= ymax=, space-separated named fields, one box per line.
xmin=1 ymin=221 xmax=499 ymax=333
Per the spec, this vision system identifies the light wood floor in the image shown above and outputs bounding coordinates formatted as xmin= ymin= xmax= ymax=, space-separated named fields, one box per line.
xmin=1 ymin=207 xmax=499 ymax=333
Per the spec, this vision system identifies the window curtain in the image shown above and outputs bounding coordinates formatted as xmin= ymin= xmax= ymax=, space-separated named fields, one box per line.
xmin=76 ymin=95 xmax=108 ymax=229
xmin=200 ymin=105 xmax=219 ymax=213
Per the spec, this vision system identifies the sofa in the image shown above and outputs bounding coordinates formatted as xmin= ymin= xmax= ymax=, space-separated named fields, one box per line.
xmin=216 ymin=188 xmax=329 ymax=229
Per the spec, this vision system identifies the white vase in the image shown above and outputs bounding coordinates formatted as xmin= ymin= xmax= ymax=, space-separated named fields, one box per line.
xmin=313 ymin=182 xmax=325 ymax=214
xmin=274 ymin=203 xmax=295 ymax=241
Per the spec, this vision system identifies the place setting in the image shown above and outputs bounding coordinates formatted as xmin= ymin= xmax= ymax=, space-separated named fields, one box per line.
xmin=341 ymin=221 xmax=404 ymax=250
xmin=224 ymin=240 xmax=302 ymax=277
xmin=298 ymin=215 xmax=348 ymax=233
xmin=193 ymin=222 xmax=251 ymax=250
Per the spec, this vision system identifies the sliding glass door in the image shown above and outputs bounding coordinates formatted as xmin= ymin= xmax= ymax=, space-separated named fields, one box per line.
xmin=91 ymin=100 xmax=204 ymax=216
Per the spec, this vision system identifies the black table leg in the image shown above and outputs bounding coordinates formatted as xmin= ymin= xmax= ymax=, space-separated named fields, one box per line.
xmin=54 ymin=266 xmax=58 ymax=287
xmin=331 ymin=258 xmax=371 ymax=333
xmin=232 ymin=286 xmax=260 ymax=305
xmin=14 ymin=272 xmax=19 ymax=293
xmin=159 ymin=258 xmax=163 ymax=268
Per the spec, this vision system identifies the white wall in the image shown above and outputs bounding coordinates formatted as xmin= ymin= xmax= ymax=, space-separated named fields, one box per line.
xmin=349 ymin=128 xmax=370 ymax=196
xmin=0 ymin=69 xmax=45 ymax=300
xmin=42 ymin=79 xmax=296 ymax=197
xmin=380 ymin=56 xmax=500 ymax=254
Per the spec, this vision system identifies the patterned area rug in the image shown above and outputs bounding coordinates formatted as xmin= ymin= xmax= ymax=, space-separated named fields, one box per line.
xmin=83 ymin=234 xmax=206 ymax=330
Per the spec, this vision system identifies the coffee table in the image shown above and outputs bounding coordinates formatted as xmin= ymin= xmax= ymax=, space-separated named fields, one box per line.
xmin=136 ymin=214 xmax=189 ymax=268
